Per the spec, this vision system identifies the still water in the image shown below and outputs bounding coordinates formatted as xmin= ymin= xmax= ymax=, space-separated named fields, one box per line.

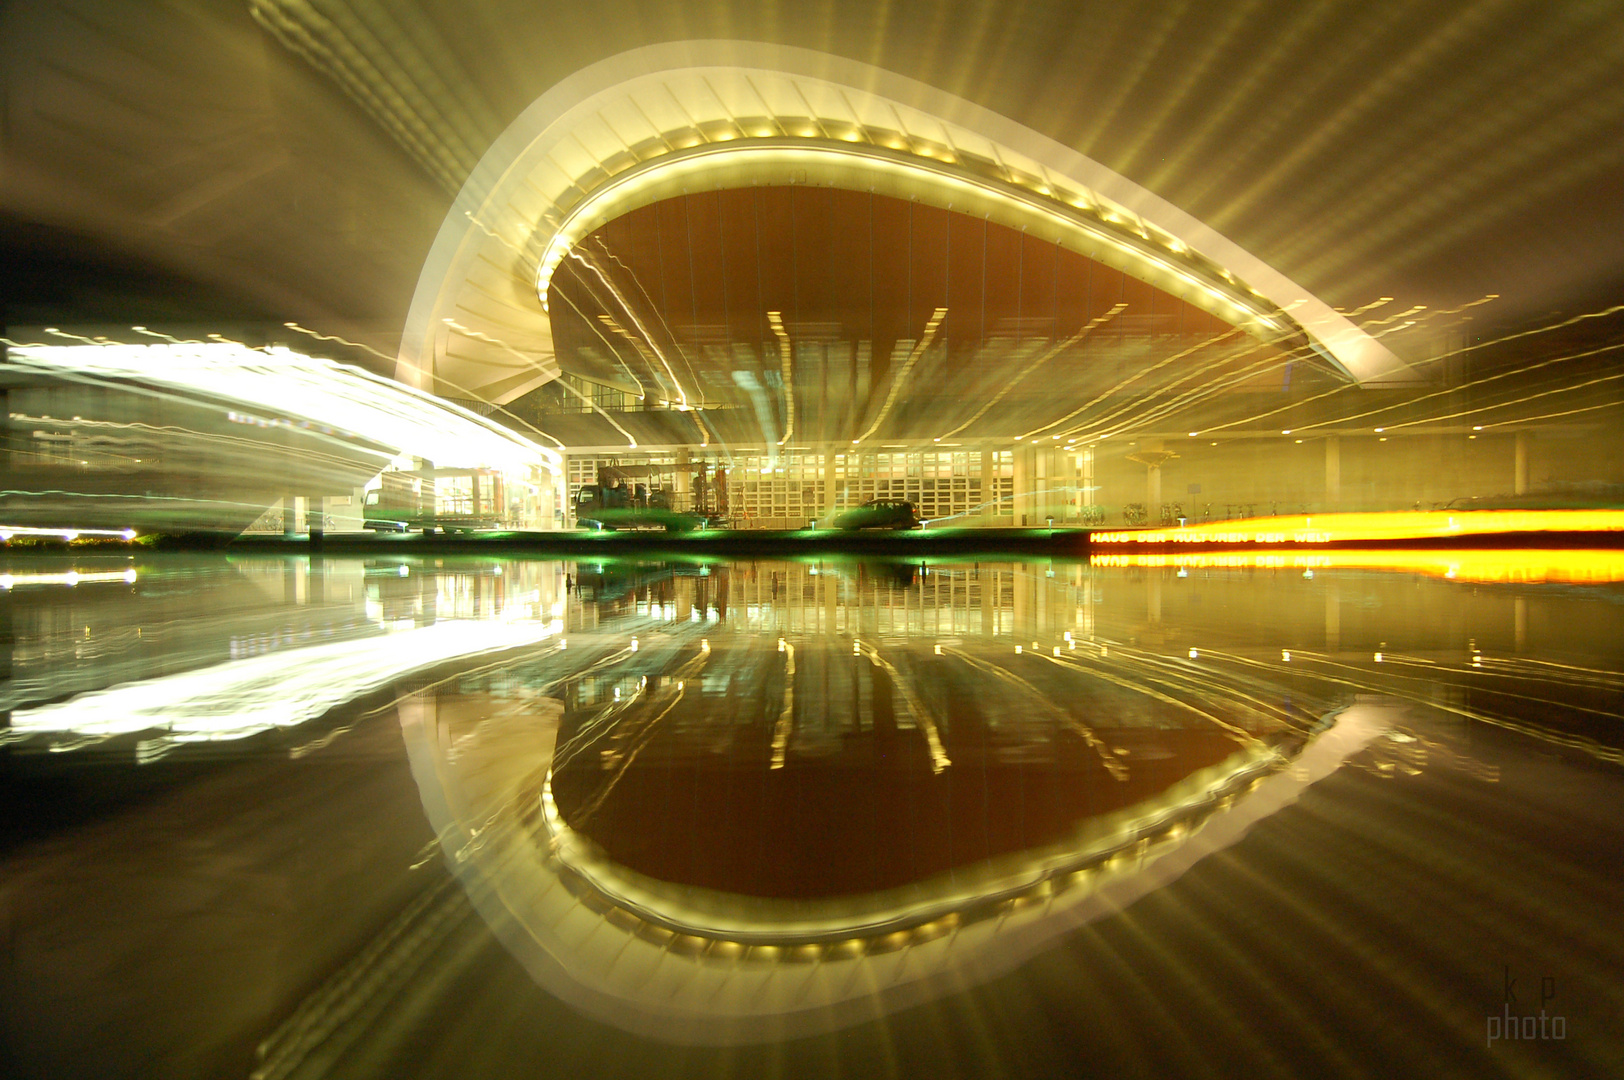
xmin=2 ymin=551 xmax=1622 ymax=1078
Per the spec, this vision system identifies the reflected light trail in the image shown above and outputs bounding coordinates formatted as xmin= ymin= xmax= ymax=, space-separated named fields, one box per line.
xmin=1091 ymin=547 xmax=1624 ymax=584
xmin=9 ymin=617 xmax=563 ymax=754
xmin=1090 ymin=509 xmax=1624 ymax=546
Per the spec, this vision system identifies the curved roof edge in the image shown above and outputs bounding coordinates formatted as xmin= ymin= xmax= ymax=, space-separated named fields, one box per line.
xmin=402 ymin=41 xmax=1416 ymax=397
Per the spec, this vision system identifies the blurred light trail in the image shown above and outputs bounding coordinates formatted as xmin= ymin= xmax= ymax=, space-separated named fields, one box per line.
xmin=1088 ymin=548 xmax=1624 ymax=585
xmin=1180 ymin=302 xmax=1624 ymax=438
xmin=960 ymin=304 xmax=1130 ymax=442
xmin=3 ymin=340 xmax=561 ymax=475
xmin=854 ymin=639 xmax=950 ymax=772
xmin=568 ymin=248 xmax=692 ymax=407
xmin=1023 ymin=323 xmax=1244 ymax=440
xmin=0 ymin=525 xmax=135 ymax=541
xmin=0 ymin=568 xmax=137 ymax=588
xmin=9 ymin=617 xmax=563 ymax=753
xmin=854 ymin=307 xmax=947 ymax=445
xmin=766 ymin=312 xmax=795 ymax=446
xmin=435 ymin=318 xmax=635 ymax=448
xmin=1090 ymin=509 xmax=1624 ymax=546
xmin=282 ymin=320 xmax=569 ymax=450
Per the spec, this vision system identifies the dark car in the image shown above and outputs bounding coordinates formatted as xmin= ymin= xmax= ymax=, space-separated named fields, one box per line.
xmin=833 ymin=499 xmax=923 ymax=530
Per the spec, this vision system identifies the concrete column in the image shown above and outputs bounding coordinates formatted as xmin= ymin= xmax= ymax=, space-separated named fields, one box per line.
xmin=1326 ymin=584 xmax=1341 ymax=653
xmin=1514 ymin=431 xmax=1530 ymax=495
xmin=308 ymin=495 xmax=324 ymax=547
xmin=824 ymin=565 xmax=838 ymax=634
xmin=1014 ymin=445 xmax=1031 ymax=526
xmin=1143 ymin=439 xmax=1164 ymax=513
xmin=822 ymin=445 xmax=837 ymax=524
xmin=1146 ymin=572 xmax=1162 ymax=625
xmin=675 ymin=448 xmax=691 ymax=510
xmin=1325 ymin=436 xmax=1341 ymax=508
xmin=1036 ymin=564 xmax=1049 ymax=632
xmin=0 ymin=590 xmax=13 ymax=729
xmin=981 ymin=564 xmax=994 ymax=635
xmin=1012 ymin=565 xmax=1027 ymax=633
xmin=1035 ymin=447 xmax=1049 ymax=524
xmin=981 ymin=445 xmax=995 ymax=525
xmin=283 ymin=496 xmax=298 ymax=539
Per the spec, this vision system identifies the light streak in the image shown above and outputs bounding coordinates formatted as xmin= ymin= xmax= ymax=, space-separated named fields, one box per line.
xmin=0 ymin=525 xmax=135 ymax=542
xmin=854 ymin=639 xmax=951 ymax=771
xmin=10 ymin=617 xmax=562 ymax=751
xmin=437 ymin=318 xmax=633 ymax=448
xmin=4 ymin=340 xmax=560 ymax=475
xmin=0 ymin=568 xmax=137 ymax=588
xmin=944 ymin=303 xmax=1129 ymax=442
xmin=770 ymin=638 xmax=796 ymax=769
xmin=1015 ymin=317 xmax=1226 ymax=440
xmin=854 ymin=307 xmax=947 ymax=445
xmin=283 ymin=320 xmax=568 ymax=450
xmin=767 ymin=312 xmax=796 ymax=446
xmin=568 ymin=248 xmax=691 ymax=407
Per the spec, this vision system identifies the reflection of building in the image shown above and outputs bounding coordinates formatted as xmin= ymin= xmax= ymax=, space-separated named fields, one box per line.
xmin=551 ymin=640 xmax=1275 ymax=899
xmin=400 ymin=646 xmax=1389 ymax=1043
xmin=2 ymin=556 xmax=562 ymax=758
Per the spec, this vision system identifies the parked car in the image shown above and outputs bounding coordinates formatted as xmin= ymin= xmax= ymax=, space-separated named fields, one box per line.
xmin=833 ymin=499 xmax=923 ymax=530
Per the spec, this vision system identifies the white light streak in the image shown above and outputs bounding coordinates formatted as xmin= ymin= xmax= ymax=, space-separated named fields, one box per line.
xmin=4 ymin=341 xmax=560 ymax=475
xmin=11 ymin=618 xmax=561 ymax=748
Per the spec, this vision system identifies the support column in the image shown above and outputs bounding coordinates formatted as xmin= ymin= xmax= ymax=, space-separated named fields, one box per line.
xmin=824 ymin=563 xmax=838 ymax=634
xmin=822 ymin=445 xmax=837 ymax=525
xmin=1037 ymin=447 xmax=1054 ymax=524
xmin=539 ymin=468 xmax=556 ymax=529
xmin=282 ymin=495 xmax=298 ymax=539
xmin=0 ymin=590 xmax=13 ymax=730
xmin=1326 ymin=583 xmax=1341 ymax=653
xmin=981 ymin=445 xmax=996 ymax=526
xmin=308 ymin=495 xmax=324 ymax=547
xmin=1143 ymin=439 xmax=1164 ymax=513
xmin=1514 ymin=431 xmax=1530 ymax=495
xmin=980 ymin=564 xmax=994 ymax=635
xmin=1325 ymin=436 xmax=1341 ymax=508
xmin=1014 ymin=445 xmax=1031 ymax=526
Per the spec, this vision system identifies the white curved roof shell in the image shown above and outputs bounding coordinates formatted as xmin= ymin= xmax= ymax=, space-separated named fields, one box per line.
xmin=402 ymin=42 xmax=1412 ymax=403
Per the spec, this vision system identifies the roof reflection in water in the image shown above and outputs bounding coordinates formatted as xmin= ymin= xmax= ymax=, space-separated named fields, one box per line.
xmin=399 ymin=558 xmax=1389 ymax=1042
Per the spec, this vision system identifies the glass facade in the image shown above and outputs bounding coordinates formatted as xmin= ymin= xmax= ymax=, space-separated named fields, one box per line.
xmin=565 ymin=447 xmax=1020 ymax=526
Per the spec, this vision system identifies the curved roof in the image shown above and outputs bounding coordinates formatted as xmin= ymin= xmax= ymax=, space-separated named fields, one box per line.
xmin=402 ymin=42 xmax=1414 ymax=405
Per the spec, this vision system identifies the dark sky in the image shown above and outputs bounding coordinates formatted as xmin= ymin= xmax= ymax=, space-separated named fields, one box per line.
xmin=3 ymin=0 xmax=1623 ymax=347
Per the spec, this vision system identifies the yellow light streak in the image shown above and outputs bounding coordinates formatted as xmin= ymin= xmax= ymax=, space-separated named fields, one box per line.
xmin=767 ymin=312 xmax=796 ymax=446
xmin=854 ymin=639 xmax=950 ymax=772
xmin=1090 ymin=509 xmax=1624 ymax=547
xmin=0 ymin=568 xmax=137 ymax=588
xmin=855 ymin=307 xmax=947 ymax=445
xmin=1089 ymin=547 xmax=1624 ymax=585
xmin=770 ymin=638 xmax=796 ymax=769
